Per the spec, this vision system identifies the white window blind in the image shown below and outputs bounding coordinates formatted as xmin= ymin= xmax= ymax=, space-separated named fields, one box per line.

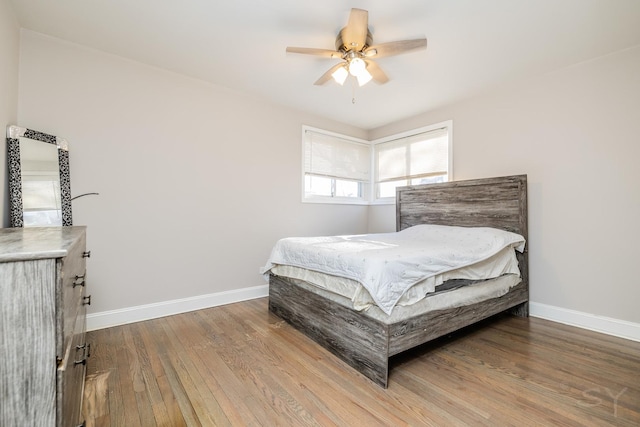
xmin=304 ymin=130 xmax=370 ymax=182
xmin=375 ymin=127 xmax=449 ymax=183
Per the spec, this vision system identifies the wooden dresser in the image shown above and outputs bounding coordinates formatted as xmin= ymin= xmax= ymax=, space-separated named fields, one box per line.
xmin=0 ymin=226 xmax=90 ymax=427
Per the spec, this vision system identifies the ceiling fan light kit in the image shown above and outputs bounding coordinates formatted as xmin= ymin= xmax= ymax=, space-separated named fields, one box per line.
xmin=331 ymin=66 xmax=349 ymax=85
xmin=286 ymin=8 xmax=427 ymax=88
xmin=348 ymin=57 xmax=366 ymax=76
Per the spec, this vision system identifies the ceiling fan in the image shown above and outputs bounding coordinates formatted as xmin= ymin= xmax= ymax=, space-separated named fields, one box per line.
xmin=286 ymin=8 xmax=427 ymax=87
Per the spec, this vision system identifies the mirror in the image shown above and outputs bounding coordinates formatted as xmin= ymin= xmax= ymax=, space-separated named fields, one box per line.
xmin=6 ymin=125 xmax=72 ymax=227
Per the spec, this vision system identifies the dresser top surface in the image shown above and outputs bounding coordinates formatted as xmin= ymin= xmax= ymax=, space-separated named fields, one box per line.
xmin=0 ymin=226 xmax=86 ymax=262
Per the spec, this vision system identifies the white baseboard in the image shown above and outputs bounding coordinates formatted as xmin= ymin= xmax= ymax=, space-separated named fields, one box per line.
xmin=88 ymin=290 xmax=640 ymax=343
xmin=530 ymin=302 xmax=640 ymax=343
xmin=86 ymin=284 xmax=269 ymax=331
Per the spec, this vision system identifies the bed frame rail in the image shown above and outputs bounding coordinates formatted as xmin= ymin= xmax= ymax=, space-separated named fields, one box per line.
xmin=269 ymin=274 xmax=390 ymax=387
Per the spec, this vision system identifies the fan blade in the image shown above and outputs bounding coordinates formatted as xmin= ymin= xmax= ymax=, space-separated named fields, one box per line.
xmin=364 ymin=38 xmax=427 ymax=58
xmin=341 ymin=8 xmax=368 ymax=50
xmin=314 ymin=63 xmax=347 ymax=85
xmin=286 ymin=47 xmax=343 ymax=59
xmin=365 ymin=60 xmax=389 ymax=84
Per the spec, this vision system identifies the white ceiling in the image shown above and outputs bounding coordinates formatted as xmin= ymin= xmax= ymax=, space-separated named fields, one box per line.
xmin=10 ymin=0 xmax=640 ymax=130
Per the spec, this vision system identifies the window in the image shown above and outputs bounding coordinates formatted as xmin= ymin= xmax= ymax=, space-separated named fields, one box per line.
xmin=301 ymin=121 xmax=452 ymax=204
xmin=374 ymin=122 xmax=452 ymax=202
xmin=303 ymin=127 xmax=370 ymax=204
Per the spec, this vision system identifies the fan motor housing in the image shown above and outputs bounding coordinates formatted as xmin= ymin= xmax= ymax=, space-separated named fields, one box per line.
xmin=335 ymin=28 xmax=373 ymax=53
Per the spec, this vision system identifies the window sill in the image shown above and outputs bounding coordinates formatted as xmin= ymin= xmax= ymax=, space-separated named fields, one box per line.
xmin=302 ymin=197 xmax=370 ymax=206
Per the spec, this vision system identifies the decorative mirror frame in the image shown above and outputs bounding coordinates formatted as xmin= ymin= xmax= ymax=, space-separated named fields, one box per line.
xmin=6 ymin=125 xmax=73 ymax=227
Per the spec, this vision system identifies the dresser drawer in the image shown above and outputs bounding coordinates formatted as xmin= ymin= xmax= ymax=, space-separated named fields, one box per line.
xmin=57 ymin=303 xmax=87 ymax=427
xmin=57 ymin=233 xmax=87 ymax=359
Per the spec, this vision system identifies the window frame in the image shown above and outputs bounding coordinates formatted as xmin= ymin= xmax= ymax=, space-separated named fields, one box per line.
xmin=301 ymin=126 xmax=371 ymax=205
xmin=371 ymin=120 xmax=454 ymax=205
xmin=301 ymin=121 xmax=453 ymax=205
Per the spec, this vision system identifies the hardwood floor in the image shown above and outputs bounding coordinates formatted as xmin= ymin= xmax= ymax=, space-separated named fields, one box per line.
xmin=83 ymin=298 xmax=640 ymax=426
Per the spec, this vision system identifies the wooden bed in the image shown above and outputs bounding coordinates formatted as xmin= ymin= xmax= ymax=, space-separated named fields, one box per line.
xmin=268 ymin=174 xmax=528 ymax=388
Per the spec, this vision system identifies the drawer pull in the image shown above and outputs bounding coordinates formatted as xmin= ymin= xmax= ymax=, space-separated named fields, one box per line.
xmin=75 ymin=343 xmax=91 ymax=365
xmin=73 ymin=274 xmax=86 ymax=287
xmin=83 ymin=251 xmax=91 ymax=258
xmin=83 ymin=295 xmax=92 ymax=306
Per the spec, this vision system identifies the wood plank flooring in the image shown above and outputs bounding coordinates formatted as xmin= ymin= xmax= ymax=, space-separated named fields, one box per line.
xmin=83 ymin=298 xmax=640 ymax=426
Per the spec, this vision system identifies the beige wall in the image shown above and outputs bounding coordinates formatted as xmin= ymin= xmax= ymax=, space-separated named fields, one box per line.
xmin=17 ymin=30 xmax=369 ymax=314
xmin=0 ymin=0 xmax=20 ymax=227
xmin=369 ymin=46 xmax=640 ymax=324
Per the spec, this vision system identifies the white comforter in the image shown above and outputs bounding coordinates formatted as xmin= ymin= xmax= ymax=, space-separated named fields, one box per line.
xmin=262 ymin=224 xmax=526 ymax=315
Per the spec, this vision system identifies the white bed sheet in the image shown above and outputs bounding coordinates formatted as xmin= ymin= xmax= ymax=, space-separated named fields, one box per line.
xmin=263 ymin=224 xmax=525 ymax=315
xmin=270 ymin=244 xmax=521 ymax=311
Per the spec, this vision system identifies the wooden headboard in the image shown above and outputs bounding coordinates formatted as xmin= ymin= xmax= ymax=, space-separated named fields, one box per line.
xmin=396 ymin=174 xmax=528 ymax=238
xmin=396 ymin=174 xmax=529 ymax=285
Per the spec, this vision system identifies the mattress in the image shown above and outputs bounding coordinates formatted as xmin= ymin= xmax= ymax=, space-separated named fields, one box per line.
xmin=263 ymin=224 xmax=525 ymax=315
xmin=270 ymin=243 xmax=520 ymax=311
